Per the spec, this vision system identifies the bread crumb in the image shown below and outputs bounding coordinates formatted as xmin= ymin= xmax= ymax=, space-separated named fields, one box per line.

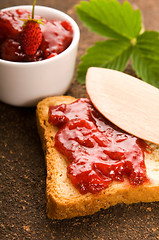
xmin=23 ymin=225 xmax=30 ymax=232
xmin=146 ymin=207 xmax=152 ymax=212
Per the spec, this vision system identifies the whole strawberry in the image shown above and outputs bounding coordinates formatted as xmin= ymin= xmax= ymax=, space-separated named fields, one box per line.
xmin=20 ymin=0 xmax=43 ymax=56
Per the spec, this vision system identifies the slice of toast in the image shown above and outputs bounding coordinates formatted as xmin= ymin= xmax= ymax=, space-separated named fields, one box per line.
xmin=36 ymin=96 xmax=159 ymax=220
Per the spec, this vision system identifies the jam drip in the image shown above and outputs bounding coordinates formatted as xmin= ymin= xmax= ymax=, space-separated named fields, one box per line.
xmin=49 ymin=98 xmax=151 ymax=194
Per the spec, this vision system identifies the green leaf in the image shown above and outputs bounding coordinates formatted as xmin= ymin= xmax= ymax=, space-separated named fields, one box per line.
xmin=77 ymin=39 xmax=133 ymax=84
xmin=76 ymin=0 xmax=142 ymax=40
xmin=132 ymin=31 xmax=159 ymax=88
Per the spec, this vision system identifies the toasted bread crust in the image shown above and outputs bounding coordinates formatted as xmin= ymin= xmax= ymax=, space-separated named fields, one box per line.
xmin=36 ymin=96 xmax=159 ymax=219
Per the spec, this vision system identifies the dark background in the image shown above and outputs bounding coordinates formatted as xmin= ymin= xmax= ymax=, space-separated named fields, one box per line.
xmin=1 ymin=0 xmax=159 ymax=239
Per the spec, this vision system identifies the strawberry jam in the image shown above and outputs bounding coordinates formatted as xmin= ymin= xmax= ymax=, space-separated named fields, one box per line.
xmin=0 ymin=9 xmax=73 ymax=62
xmin=49 ymin=98 xmax=151 ymax=194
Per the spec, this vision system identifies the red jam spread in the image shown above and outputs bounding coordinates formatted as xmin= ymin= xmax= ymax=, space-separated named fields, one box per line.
xmin=49 ymin=98 xmax=151 ymax=194
xmin=0 ymin=9 xmax=73 ymax=62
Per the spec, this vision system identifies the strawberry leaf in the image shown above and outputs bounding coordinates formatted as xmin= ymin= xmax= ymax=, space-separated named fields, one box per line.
xmin=76 ymin=0 xmax=142 ymax=40
xmin=132 ymin=31 xmax=159 ymax=88
xmin=77 ymin=39 xmax=133 ymax=84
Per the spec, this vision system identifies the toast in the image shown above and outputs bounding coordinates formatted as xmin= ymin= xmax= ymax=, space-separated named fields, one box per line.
xmin=36 ymin=96 xmax=159 ymax=219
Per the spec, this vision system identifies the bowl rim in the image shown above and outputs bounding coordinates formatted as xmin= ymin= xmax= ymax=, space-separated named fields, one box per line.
xmin=0 ymin=5 xmax=80 ymax=66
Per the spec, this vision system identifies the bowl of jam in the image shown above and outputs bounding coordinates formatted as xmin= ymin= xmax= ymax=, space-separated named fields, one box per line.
xmin=0 ymin=5 xmax=80 ymax=106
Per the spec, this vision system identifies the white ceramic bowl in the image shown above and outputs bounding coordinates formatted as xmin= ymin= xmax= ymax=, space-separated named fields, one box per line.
xmin=0 ymin=5 xmax=80 ymax=106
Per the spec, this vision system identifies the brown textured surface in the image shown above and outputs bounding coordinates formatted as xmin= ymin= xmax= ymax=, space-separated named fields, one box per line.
xmin=1 ymin=0 xmax=159 ymax=239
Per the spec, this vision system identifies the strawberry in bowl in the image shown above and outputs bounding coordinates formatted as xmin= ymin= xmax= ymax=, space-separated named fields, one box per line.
xmin=0 ymin=0 xmax=74 ymax=62
xmin=0 ymin=2 xmax=80 ymax=106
